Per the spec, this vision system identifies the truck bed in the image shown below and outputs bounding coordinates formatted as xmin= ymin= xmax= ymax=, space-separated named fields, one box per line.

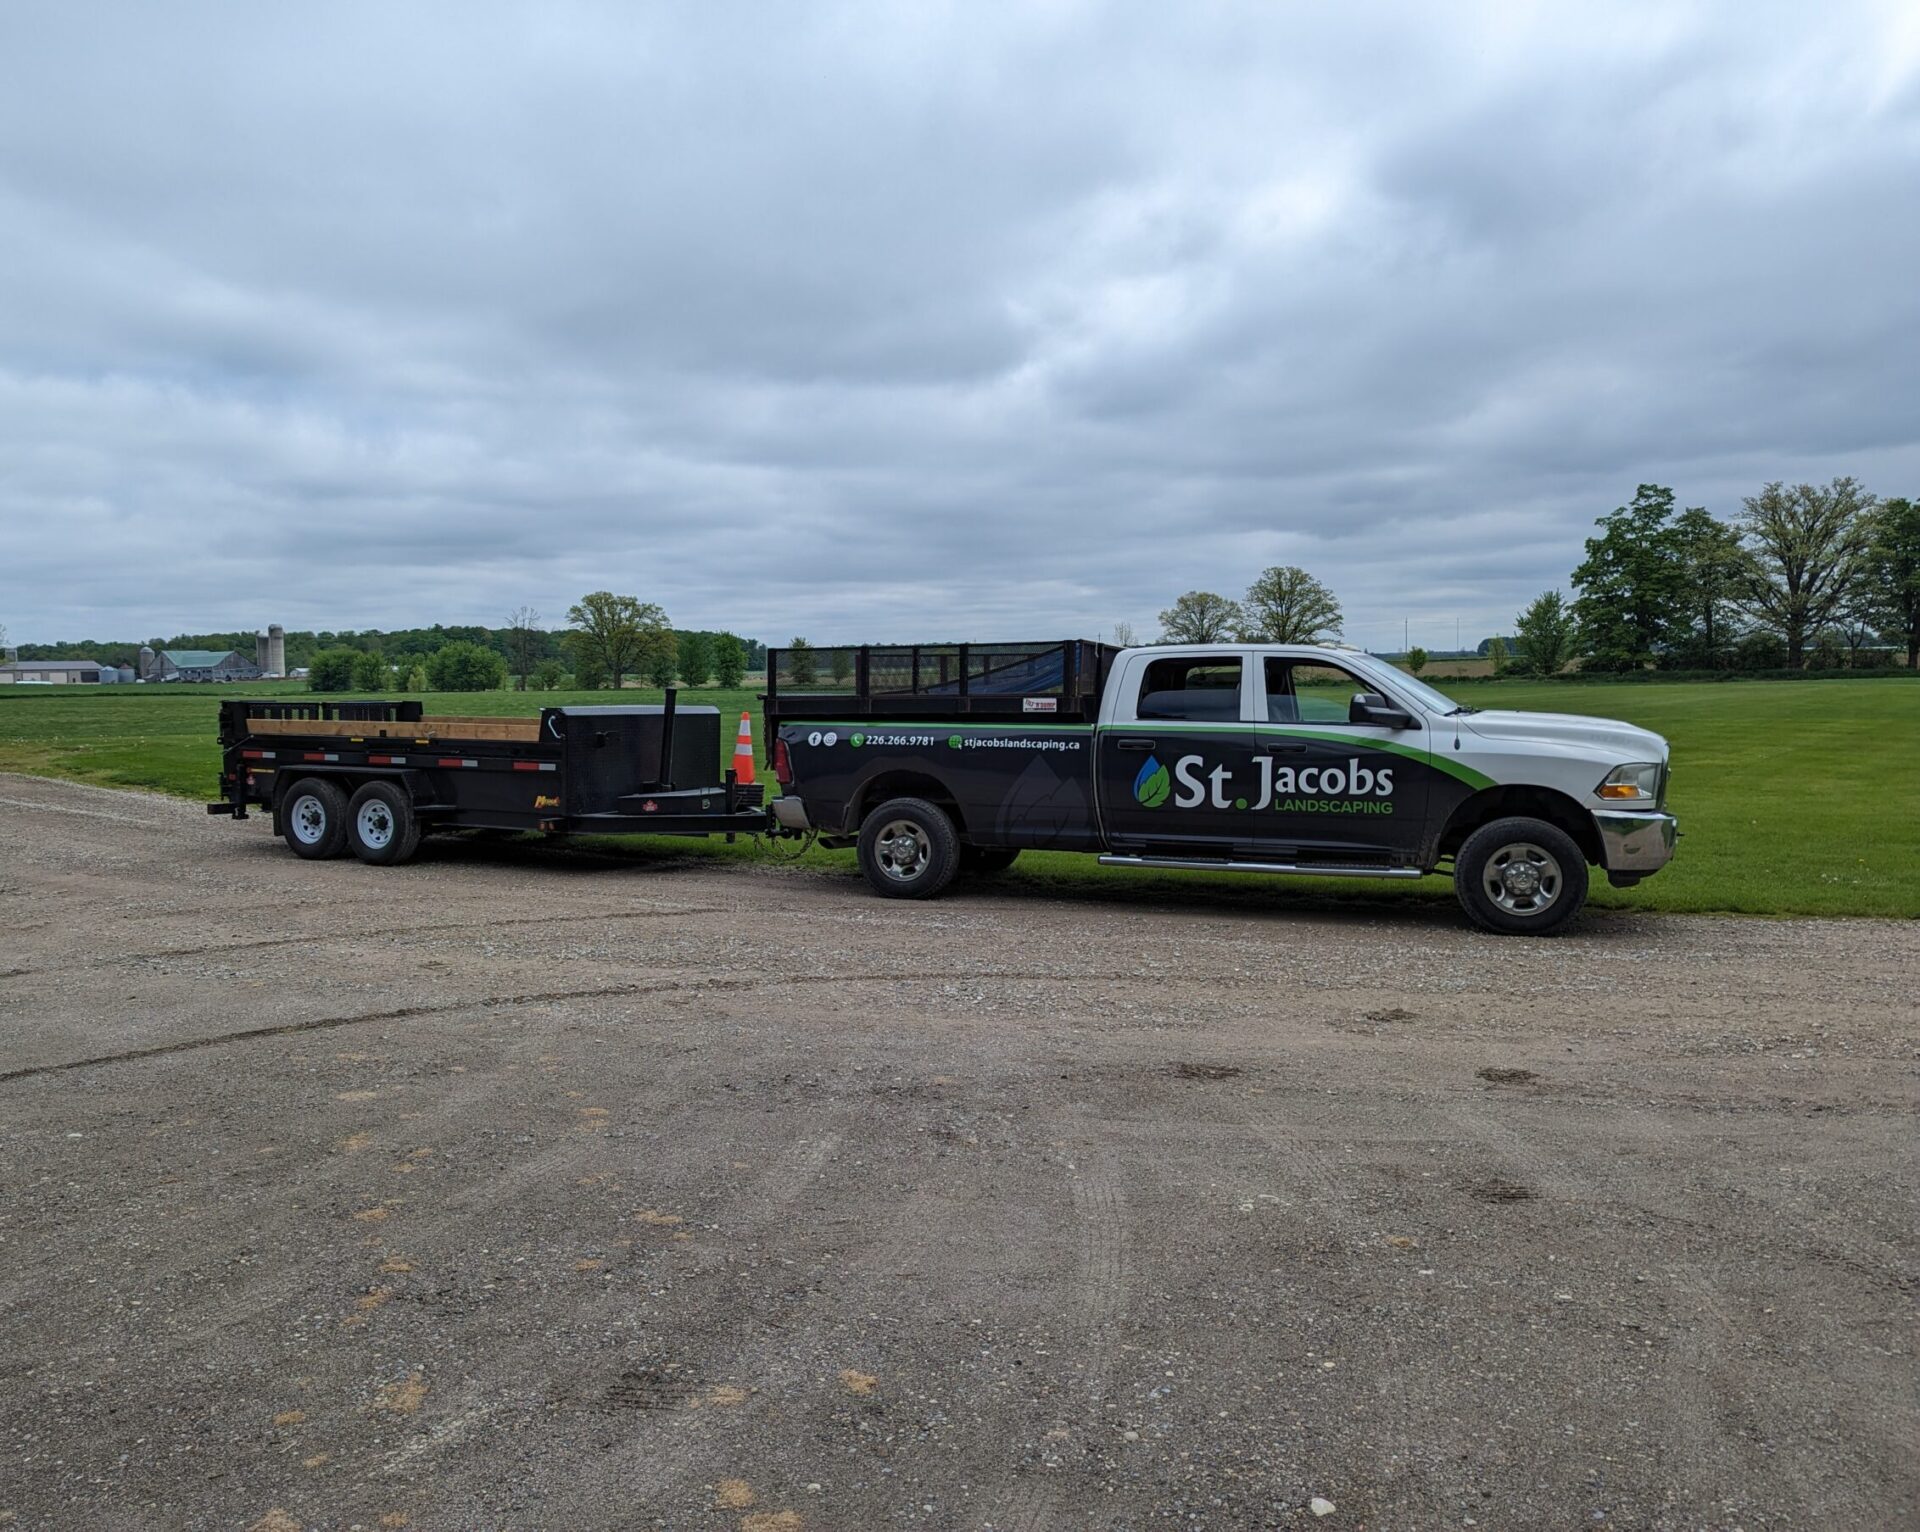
xmin=764 ymin=639 xmax=1119 ymax=725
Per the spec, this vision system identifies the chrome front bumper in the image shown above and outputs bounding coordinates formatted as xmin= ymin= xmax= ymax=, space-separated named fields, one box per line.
xmin=1593 ymin=808 xmax=1678 ymax=874
xmin=769 ymin=795 xmax=813 ymax=833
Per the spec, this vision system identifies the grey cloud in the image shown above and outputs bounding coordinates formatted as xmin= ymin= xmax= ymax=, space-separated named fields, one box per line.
xmin=1 ymin=1 xmax=1916 ymax=652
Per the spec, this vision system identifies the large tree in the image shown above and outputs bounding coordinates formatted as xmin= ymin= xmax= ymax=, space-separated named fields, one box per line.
xmin=1236 ymin=567 xmax=1342 ymax=643
xmin=1862 ymin=496 xmax=1920 ymax=669
xmin=1671 ymin=507 xmax=1747 ymax=668
xmin=1571 ymin=485 xmax=1688 ymax=671
xmin=505 ymin=606 xmax=543 ymax=692
xmin=1158 ymin=591 xmax=1242 ymax=643
xmin=677 ymin=631 xmax=713 ymax=687
xmin=427 ymin=641 xmax=507 ymax=692
xmin=644 ymin=633 xmax=679 ymax=689
xmin=712 ymin=632 xmax=747 ymax=688
xmin=1734 ymin=477 xmax=1876 ymax=669
xmin=565 ymin=592 xmax=671 ymax=690
xmin=1512 ymin=591 xmax=1576 ymax=677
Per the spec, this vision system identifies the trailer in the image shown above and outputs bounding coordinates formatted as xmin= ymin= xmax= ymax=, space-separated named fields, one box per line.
xmin=207 ymin=692 xmax=767 ymax=864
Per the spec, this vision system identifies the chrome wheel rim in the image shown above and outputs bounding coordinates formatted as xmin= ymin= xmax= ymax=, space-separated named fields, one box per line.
xmin=356 ymin=799 xmax=395 ymax=850
xmin=1484 ymin=841 xmax=1562 ymax=916
xmin=290 ymin=794 xmax=328 ymax=845
xmin=875 ymin=819 xmax=932 ymax=882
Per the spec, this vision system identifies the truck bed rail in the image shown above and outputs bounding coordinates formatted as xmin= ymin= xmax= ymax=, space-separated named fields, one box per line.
xmin=763 ymin=639 xmax=1119 ymax=723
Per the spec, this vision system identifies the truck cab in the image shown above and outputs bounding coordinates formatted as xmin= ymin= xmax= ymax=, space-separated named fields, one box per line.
xmin=765 ymin=640 xmax=1677 ymax=935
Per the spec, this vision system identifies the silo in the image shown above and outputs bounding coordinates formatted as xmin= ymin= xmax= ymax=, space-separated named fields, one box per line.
xmin=116 ymin=664 xmax=136 ymax=684
xmin=268 ymin=624 xmax=286 ymax=677
xmin=256 ymin=630 xmax=269 ymax=670
xmin=138 ymin=645 xmax=156 ymax=679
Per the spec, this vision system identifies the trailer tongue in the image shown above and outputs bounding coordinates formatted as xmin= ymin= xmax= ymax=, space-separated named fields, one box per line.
xmin=208 ymin=688 xmax=768 ymax=862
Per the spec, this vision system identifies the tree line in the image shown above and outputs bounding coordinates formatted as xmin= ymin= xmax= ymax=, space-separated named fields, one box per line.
xmin=1141 ymin=482 xmax=1917 ymax=677
xmin=1508 ymin=479 xmax=1918 ymax=675
xmin=302 ymin=598 xmax=761 ymax=693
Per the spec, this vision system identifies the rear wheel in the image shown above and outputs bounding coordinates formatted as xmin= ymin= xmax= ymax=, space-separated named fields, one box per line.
xmin=960 ymin=846 xmax=1020 ymax=876
xmin=1455 ymin=816 xmax=1587 ymax=936
xmin=281 ymin=777 xmax=349 ymax=860
xmin=346 ymin=780 xmax=422 ymax=866
xmin=857 ymin=797 xmax=960 ymax=899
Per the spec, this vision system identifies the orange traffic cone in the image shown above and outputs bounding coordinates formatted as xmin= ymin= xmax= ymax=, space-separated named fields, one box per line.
xmin=732 ymin=712 xmax=756 ymax=785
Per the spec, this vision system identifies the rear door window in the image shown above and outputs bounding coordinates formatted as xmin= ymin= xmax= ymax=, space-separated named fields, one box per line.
xmin=1137 ymin=656 xmax=1244 ymax=721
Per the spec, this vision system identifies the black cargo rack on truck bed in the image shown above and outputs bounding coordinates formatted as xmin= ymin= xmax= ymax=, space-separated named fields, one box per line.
xmin=207 ymin=690 xmax=767 ymax=864
xmin=764 ymin=639 xmax=1119 ymax=725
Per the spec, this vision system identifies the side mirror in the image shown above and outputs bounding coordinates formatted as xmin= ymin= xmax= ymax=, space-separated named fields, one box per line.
xmin=1350 ymin=691 xmax=1416 ymax=730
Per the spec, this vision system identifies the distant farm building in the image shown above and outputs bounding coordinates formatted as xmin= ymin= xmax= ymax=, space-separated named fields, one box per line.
xmin=138 ymin=647 xmax=264 ymax=683
xmin=0 ymin=659 xmax=111 ymax=685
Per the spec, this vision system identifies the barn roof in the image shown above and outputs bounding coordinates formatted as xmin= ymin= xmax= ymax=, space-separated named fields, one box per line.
xmin=3 ymin=660 xmax=105 ymax=672
xmin=162 ymin=649 xmax=245 ymax=668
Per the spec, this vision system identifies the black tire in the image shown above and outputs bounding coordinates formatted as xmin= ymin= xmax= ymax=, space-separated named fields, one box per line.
xmin=960 ymin=846 xmax=1021 ymax=876
xmin=280 ymin=777 xmax=349 ymax=860
xmin=1455 ymin=816 xmax=1588 ymax=936
xmin=857 ymin=797 xmax=961 ymax=899
xmin=346 ymin=780 xmax=422 ymax=866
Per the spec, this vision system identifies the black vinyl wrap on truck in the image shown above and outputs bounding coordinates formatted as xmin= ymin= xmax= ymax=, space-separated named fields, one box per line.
xmin=771 ymin=714 xmax=1488 ymax=866
xmin=765 ymin=639 xmax=1509 ymax=871
xmin=774 ymin=718 xmax=1107 ymax=850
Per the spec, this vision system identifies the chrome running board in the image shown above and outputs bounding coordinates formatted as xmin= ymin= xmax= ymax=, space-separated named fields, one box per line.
xmin=1098 ymin=854 xmax=1425 ymax=879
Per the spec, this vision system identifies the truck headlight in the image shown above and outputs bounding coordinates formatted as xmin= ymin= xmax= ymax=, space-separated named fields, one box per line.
xmin=1596 ymin=762 xmax=1661 ymax=802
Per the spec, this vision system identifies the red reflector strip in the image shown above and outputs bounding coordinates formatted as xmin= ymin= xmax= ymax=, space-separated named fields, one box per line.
xmin=437 ymin=757 xmax=479 ymax=769
xmin=368 ymin=754 xmax=406 ymax=766
xmin=302 ymin=752 xmax=340 ymax=762
xmin=511 ymin=760 xmax=557 ymax=772
xmin=241 ymin=749 xmax=275 ymax=760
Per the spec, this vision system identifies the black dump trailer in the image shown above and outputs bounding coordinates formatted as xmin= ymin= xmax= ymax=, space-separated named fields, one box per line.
xmin=207 ymin=692 xmax=767 ymax=864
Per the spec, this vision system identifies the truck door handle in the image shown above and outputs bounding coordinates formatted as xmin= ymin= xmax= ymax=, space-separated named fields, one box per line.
xmin=1261 ymin=743 xmax=1307 ymax=755
xmin=1114 ymin=737 xmax=1157 ymax=751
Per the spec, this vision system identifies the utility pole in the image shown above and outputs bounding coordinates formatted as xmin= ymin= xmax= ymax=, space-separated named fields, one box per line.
xmin=1403 ymin=617 xmax=1409 ymax=654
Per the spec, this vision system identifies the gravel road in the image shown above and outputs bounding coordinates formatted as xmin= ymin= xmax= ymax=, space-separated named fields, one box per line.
xmin=1 ymin=773 xmax=1914 ymax=1532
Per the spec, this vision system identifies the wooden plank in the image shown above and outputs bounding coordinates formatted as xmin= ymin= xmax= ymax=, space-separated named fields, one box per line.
xmin=244 ymin=715 xmax=543 ymax=743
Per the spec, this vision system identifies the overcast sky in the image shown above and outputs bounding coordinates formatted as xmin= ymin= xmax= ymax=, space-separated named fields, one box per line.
xmin=3 ymin=2 xmax=1917 ymax=652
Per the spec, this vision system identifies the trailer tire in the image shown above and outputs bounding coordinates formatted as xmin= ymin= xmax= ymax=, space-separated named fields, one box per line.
xmin=858 ymin=797 xmax=960 ymax=899
xmin=281 ymin=777 xmax=349 ymax=860
xmin=346 ymin=781 xmax=422 ymax=866
xmin=1455 ymin=816 xmax=1587 ymax=936
xmin=961 ymin=846 xmax=1020 ymax=876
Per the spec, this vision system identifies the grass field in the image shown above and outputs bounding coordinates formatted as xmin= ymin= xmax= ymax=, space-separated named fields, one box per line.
xmin=1 ymin=678 xmax=1914 ymax=918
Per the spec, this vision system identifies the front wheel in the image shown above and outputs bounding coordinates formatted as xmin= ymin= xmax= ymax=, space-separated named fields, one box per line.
xmin=1454 ymin=817 xmax=1588 ymax=936
xmin=346 ymin=781 xmax=422 ymax=866
xmin=857 ymin=797 xmax=960 ymax=899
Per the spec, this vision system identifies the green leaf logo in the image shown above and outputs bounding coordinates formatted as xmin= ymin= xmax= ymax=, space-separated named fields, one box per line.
xmin=1133 ymin=755 xmax=1171 ymax=808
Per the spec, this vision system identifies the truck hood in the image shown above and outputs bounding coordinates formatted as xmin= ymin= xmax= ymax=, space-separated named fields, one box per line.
xmin=1458 ymin=710 xmax=1667 ymax=760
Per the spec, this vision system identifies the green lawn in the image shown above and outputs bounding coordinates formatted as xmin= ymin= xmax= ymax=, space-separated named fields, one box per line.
xmin=1 ymin=678 xmax=1915 ymax=918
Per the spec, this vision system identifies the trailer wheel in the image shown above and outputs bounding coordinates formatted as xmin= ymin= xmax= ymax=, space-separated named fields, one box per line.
xmin=282 ymin=777 xmax=349 ymax=860
xmin=1455 ymin=816 xmax=1588 ymax=936
xmin=961 ymin=846 xmax=1020 ymax=876
xmin=858 ymin=797 xmax=960 ymax=899
xmin=346 ymin=781 xmax=422 ymax=866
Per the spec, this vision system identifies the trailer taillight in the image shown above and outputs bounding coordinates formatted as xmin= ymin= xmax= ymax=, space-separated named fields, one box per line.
xmin=772 ymin=737 xmax=793 ymax=786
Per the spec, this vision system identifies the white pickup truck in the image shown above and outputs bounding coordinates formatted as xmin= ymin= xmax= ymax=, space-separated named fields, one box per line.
xmin=764 ymin=639 xmax=1678 ymax=935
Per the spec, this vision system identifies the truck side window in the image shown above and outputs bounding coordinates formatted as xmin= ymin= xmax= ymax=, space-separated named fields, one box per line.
xmin=1138 ymin=657 xmax=1243 ymax=722
xmin=1264 ymin=659 xmax=1366 ymax=724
